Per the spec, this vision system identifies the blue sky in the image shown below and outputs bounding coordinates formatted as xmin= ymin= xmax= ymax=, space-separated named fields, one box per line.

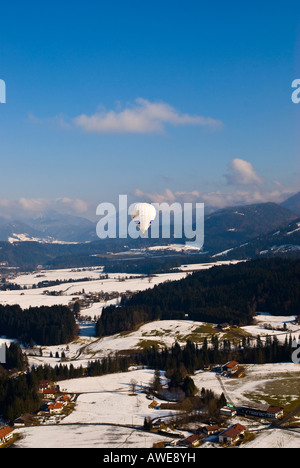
xmin=0 ymin=0 xmax=299 ymax=219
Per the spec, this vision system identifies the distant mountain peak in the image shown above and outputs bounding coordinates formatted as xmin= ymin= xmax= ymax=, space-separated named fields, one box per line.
xmin=281 ymin=191 xmax=300 ymax=216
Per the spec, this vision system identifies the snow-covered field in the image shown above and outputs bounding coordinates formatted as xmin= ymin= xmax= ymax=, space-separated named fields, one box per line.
xmin=14 ymin=368 xmax=187 ymax=449
xmin=2 ymin=263 xmax=300 ymax=449
xmin=0 ymin=267 xmax=185 ymax=312
xmin=13 ymin=364 xmax=300 ymax=448
xmin=0 ymin=261 xmax=239 ymax=314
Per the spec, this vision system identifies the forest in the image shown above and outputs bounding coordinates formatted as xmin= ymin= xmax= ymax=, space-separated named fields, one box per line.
xmin=96 ymin=258 xmax=300 ymax=337
xmin=0 ymin=304 xmax=77 ymax=346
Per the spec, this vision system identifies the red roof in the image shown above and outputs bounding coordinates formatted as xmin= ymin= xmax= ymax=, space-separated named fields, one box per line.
xmin=220 ymin=424 xmax=246 ymax=439
xmin=0 ymin=426 xmax=13 ymax=440
xmin=49 ymin=402 xmax=64 ymax=410
xmin=224 ymin=361 xmax=239 ymax=369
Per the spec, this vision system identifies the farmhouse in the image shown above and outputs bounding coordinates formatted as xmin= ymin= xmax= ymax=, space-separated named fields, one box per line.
xmin=222 ymin=361 xmax=239 ymax=374
xmin=0 ymin=426 xmax=14 ymax=445
xmin=48 ymin=402 xmax=64 ymax=414
xmin=237 ymin=402 xmax=284 ymax=419
xmin=219 ymin=423 xmax=246 ymax=445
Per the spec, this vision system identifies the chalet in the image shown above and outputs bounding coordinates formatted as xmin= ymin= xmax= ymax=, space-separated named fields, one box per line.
xmin=0 ymin=426 xmax=14 ymax=446
xmin=219 ymin=423 xmax=246 ymax=445
xmin=237 ymin=402 xmax=284 ymax=420
xmin=222 ymin=361 xmax=239 ymax=374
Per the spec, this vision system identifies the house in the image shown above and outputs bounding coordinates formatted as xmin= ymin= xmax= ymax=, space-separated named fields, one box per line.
xmin=222 ymin=361 xmax=239 ymax=374
xmin=219 ymin=423 xmax=246 ymax=445
xmin=39 ymin=380 xmax=50 ymax=391
xmin=202 ymin=424 xmax=220 ymax=435
xmin=42 ymin=387 xmax=59 ymax=399
xmin=48 ymin=402 xmax=64 ymax=414
xmin=178 ymin=434 xmax=202 ymax=448
xmin=237 ymin=402 xmax=284 ymax=419
xmin=13 ymin=414 xmax=34 ymax=427
xmin=0 ymin=426 xmax=14 ymax=445
xmin=56 ymin=395 xmax=71 ymax=405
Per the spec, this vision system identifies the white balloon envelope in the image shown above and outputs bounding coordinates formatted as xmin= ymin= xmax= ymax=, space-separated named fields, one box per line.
xmin=130 ymin=203 xmax=156 ymax=235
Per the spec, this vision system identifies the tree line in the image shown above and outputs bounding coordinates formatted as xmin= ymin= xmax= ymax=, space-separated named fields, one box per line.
xmin=134 ymin=333 xmax=296 ymax=374
xmin=0 ymin=304 xmax=78 ymax=346
xmin=96 ymin=258 xmax=300 ymax=337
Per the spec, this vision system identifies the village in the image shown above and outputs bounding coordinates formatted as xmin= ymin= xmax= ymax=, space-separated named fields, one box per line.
xmin=0 ymin=359 xmax=288 ymax=449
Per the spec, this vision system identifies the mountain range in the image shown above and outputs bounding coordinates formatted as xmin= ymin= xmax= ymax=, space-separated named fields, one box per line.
xmin=0 ymin=192 xmax=299 ymax=246
xmin=0 ymin=192 xmax=299 ymax=271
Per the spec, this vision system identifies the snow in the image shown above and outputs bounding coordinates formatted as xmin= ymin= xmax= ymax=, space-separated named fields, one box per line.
xmin=13 ymin=368 xmax=189 ymax=449
xmin=3 ymin=263 xmax=300 ymax=448
xmin=0 ymin=262 xmax=241 ymax=311
xmin=13 ymin=364 xmax=300 ymax=448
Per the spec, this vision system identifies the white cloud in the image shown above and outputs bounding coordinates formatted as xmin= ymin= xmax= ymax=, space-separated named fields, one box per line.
xmin=225 ymin=158 xmax=264 ymax=186
xmin=73 ymin=98 xmax=223 ymax=134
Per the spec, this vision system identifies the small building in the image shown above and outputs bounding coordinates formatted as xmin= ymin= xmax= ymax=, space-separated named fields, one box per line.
xmin=0 ymin=426 xmax=14 ymax=445
xmin=13 ymin=414 xmax=34 ymax=427
xmin=220 ymin=406 xmax=237 ymax=417
xmin=56 ymin=395 xmax=71 ymax=405
xmin=48 ymin=402 xmax=64 ymax=415
xmin=43 ymin=387 xmax=58 ymax=399
xmin=38 ymin=380 xmax=51 ymax=391
xmin=222 ymin=361 xmax=239 ymax=374
xmin=178 ymin=434 xmax=202 ymax=448
xmin=219 ymin=423 xmax=246 ymax=445
xmin=202 ymin=424 xmax=220 ymax=435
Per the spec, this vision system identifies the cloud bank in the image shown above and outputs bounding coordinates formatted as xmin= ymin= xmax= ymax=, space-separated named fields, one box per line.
xmin=0 ymin=197 xmax=90 ymax=219
xmin=134 ymin=158 xmax=295 ymax=211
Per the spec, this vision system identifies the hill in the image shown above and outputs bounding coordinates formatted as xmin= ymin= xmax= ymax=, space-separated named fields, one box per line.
xmin=219 ymin=218 xmax=300 ymax=260
xmin=281 ymin=191 xmax=300 ymax=216
xmin=96 ymin=258 xmax=300 ymax=337
xmin=203 ymin=202 xmax=297 ymax=254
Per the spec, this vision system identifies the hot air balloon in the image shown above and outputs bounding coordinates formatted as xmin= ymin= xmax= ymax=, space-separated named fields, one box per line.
xmin=130 ymin=203 xmax=156 ymax=235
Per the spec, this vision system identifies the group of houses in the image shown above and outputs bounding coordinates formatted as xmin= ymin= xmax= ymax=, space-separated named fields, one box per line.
xmin=165 ymin=423 xmax=247 ymax=448
xmin=38 ymin=380 xmax=72 ymax=416
xmin=152 ymin=360 xmax=285 ymax=448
